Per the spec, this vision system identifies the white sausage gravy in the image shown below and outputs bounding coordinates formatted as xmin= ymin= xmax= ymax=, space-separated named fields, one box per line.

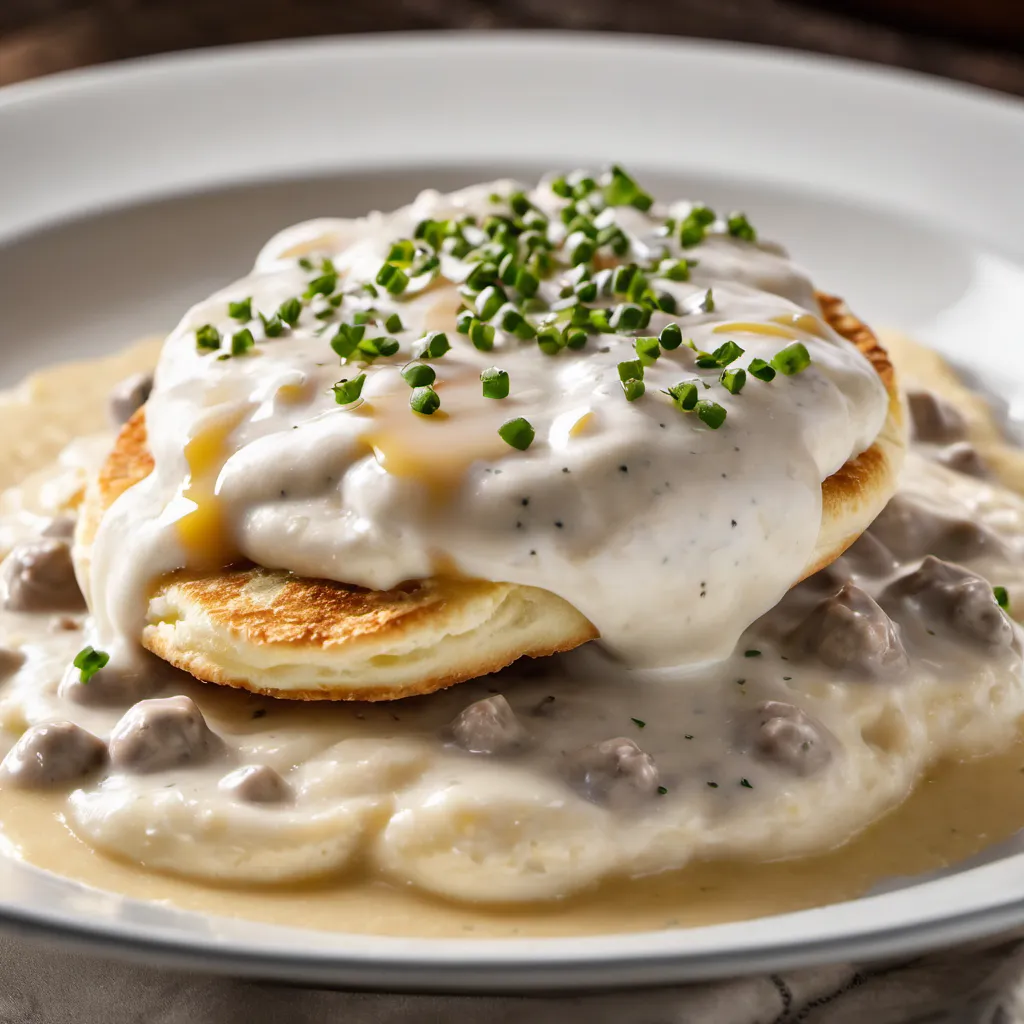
xmin=0 ymin=173 xmax=1021 ymax=934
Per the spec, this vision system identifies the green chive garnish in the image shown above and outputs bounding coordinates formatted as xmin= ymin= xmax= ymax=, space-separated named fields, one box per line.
xmin=387 ymin=239 xmax=416 ymax=263
xmin=727 ymin=212 xmax=757 ymax=242
xmin=740 ymin=778 xmax=754 ymax=789
xmin=476 ymin=285 xmax=507 ymax=322
xmin=228 ymin=298 xmax=252 ymax=322
xmin=401 ymin=363 xmax=435 ymax=388
xmin=720 ymin=368 xmax=746 ymax=394
xmin=470 ymin=321 xmax=495 ymax=351
xmin=631 ymin=717 xmax=646 ymax=728
xmin=995 ymin=586 xmax=1010 ymax=611
xmin=278 ymin=298 xmax=302 ymax=326
xmin=230 ymin=328 xmax=255 ymax=357
xmin=609 ymin=303 xmax=646 ymax=331
xmin=417 ymin=331 xmax=450 ymax=359
xmin=657 ymin=786 xmax=668 ymax=795
xmin=711 ymin=341 xmax=745 ymax=367
xmin=195 ymin=324 xmax=221 ymax=351
xmin=618 ymin=359 xmax=644 ymax=382
xmin=603 ymin=165 xmax=653 ymax=212
xmin=332 ymin=374 xmax=366 ymax=405
xmin=696 ymin=400 xmax=727 ymax=429
xmin=260 ymin=313 xmax=284 ymax=338
xmin=384 ymin=313 xmax=404 ymax=333
xmin=410 ymin=386 xmax=440 ymax=415
xmin=304 ymin=272 xmax=337 ymax=299
xmin=635 ymin=337 xmax=661 ymax=365
xmin=621 ymin=378 xmax=645 ymax=402
xmin=500 ymin=306 xmax=536 ymax=340
xmin=330 ymin=323 xmax=365 ymax=359
xmin=356 ymin=336 xmax=399 ymax=360
xmin=73 ymin=646 xmax=109 ymax=684
xmin=659 ymin=323 xmax=683 ymax=350
xmin=564 ymin=327 xmax=587 ymax=350
xmin=498 ymin=417 xmax=535 ymax=451
xmin=771 ymin=342 xmax=811 ymax=376
xmin=550 ymin=176 xmax=572 ymax=198
xmin=481 ymin=367 xmax=510 ymax=400
xmin=455 ymin=311 xmax=474 ymax=335
xmin=666 ymin=381 xmax=698 ymax=411
xmin=376 ymin=263 xmax=409 ymax=295
xmin=537 ymin=327 xmax=564 ymax=356
xmin=748 ymin=358 xmax=777 ymax=382
xmin=744 ymin=649 xmax=762 ymax=658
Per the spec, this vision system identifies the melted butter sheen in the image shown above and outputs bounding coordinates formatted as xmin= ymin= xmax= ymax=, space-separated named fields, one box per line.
xmin=87 ymin=179 xmax=889 ymax=667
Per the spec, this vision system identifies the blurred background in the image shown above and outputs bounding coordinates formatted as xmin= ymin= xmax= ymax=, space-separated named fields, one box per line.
xmin=1 ymin=0 xmax=1023 ymax=94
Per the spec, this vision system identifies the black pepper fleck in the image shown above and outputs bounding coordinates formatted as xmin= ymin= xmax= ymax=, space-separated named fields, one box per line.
xmin=521 ymin=498 xmax=530 ymax=506
xmin=554 ymin=521 xmax=564 ymax=529
xmin=619 ymin=465 xmax=628 ymax=473
xmin=252 ymin=708 xmax=267 ymax=719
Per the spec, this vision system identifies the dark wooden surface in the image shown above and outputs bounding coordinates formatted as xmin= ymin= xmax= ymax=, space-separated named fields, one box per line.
xmin=1 ymin=0 xmax=1023 ymax=95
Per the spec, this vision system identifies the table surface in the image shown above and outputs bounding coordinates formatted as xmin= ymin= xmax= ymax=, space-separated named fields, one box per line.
xmin=1 ymin=0 xmax=1023 ymax=95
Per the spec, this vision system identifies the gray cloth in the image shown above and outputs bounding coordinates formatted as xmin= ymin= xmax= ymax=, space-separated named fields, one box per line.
xmin=3 ymin=933 xmax=1024 ymax=1023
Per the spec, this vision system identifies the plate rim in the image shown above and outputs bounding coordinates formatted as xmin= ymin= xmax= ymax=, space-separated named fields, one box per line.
xmin=2 ymin=30 xmax=1024 ymax=990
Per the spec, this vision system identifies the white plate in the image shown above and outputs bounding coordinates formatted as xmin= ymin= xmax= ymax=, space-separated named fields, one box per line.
xmin=2 ymin=32 xmax=1024 ymax=992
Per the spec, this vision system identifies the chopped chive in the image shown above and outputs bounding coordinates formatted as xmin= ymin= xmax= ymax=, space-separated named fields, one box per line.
xmin=995 ymin=586 xmax=1010 ymax=611
xmin=603 ymin=165 xmax=653 ymax=211
xmin=771 ymin=342 xmax=811 ymax=376
xmin=707 ymin=781 xmax=719 ymax=788
xmin=278 ymin=298 xmax=302 ymax=326
xmin=690 ymin=204 xmax=716 ymax=227
xmin=618 ymin=359 xmax=644 ymax=382
xmin=611 ymin=264 xmax=636 ymax=295
xmin=228 ymin=297 xmax=252 ymax=322
xmin=230 ymin=328 xmax=255 ymax=357
xmin=304 ymin=272 xmax=337 ymax=299
xmin=298 ymin=257 xmax=314 ymax=271
xmin=659 ymin=323 xmax=683 ymax=350
xmin=332 ymin=373 xmax=366 ymax=406
xmin=401 ymin=363 xmax=436 ymax=388
xmin=481 ymin=367 xmax=510 ymax=399
xmin=410 ymin=386 xmax=440 ymax=415
xmin=720 ymin=368 xmax=746 ymax=394
xmin=500 ymin=306 xmax=536 ymax=340
xmin=744 ymin=649 xmax=762 ymax=658
xmin=475 ymin=285 xmax=507 ymax=321
xmin=621 ymin=378 xmax=645 ymax=401
xmin=470 ymin=321 xmax=495 ymax=351
xmin=712 ymin=340 xmax=745 ymax=367
xmin=659 ymin=260 xmax=691 ymax=282
xmin=384 ymin=313 xmax=404 ymax=333
xmin=574 ymin=280 xmax=599 ymax=303
xmin=466 ymin=261 xmax=498 ymax=292
xmin=550 ymin=176 xmax=572 ymax=198
xmin=635 ymin=337 xmax=661 ymax=365
xmin=567 ymin=234 xmax=596 ymax=266
xmin=73 ymin=646 xmax=109 ymax=684
xmin=696 ymin=400 xmax=727 ymax=429
xmin=358 ymin=336 xmax=399 ymax=359
xmin=499 ymin=417 xmax=535 ymax=451
xmin=666 ymin=381 xmax=699 ymax=411
xmin=387 ymin=239 xmax=416 ymax=263
xmin=515 ymin=267 xmax=539 ymax=298
xmin=748 ymin=357 xmax=777 ymax=382
xmin=455 ymin=311 xmax=475 ymax=335
xmin=352 ymin=310 xmax=373 ymax=326
xmin=698 ymin=288 xmax=715 ymax=313
xmin=657 ymin=786 xmax=668 ymax=795
xmin=727 ymin=212 xmax=757 ymax=242
xmin=330 ymin=323 xmax=366 ymax=359
xmin=740 ymin=778 xmax=754 ymax=789
xmin=260 ymin=313 xmax=284 ymax=338
xmin=537 ymin=326 xmax=565 ymax=356
xmin=630 ymin=717 xmax=646 ymax=728
xmin=417 ymin=331 xmax=450 ymax=359
xmin=376 ymin=263 xmax=409 ymax=295
xmin=564 ymin=327 xmax=588 ymax=350
xmin=609 ymin=303 xmax=646 ymax=331
xmin=195 ymin=324 xmax=221 ymax=351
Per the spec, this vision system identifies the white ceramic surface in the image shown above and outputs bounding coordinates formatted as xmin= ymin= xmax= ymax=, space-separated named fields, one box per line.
xmin=1 ymin=32 xmax=1024 ymax=991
